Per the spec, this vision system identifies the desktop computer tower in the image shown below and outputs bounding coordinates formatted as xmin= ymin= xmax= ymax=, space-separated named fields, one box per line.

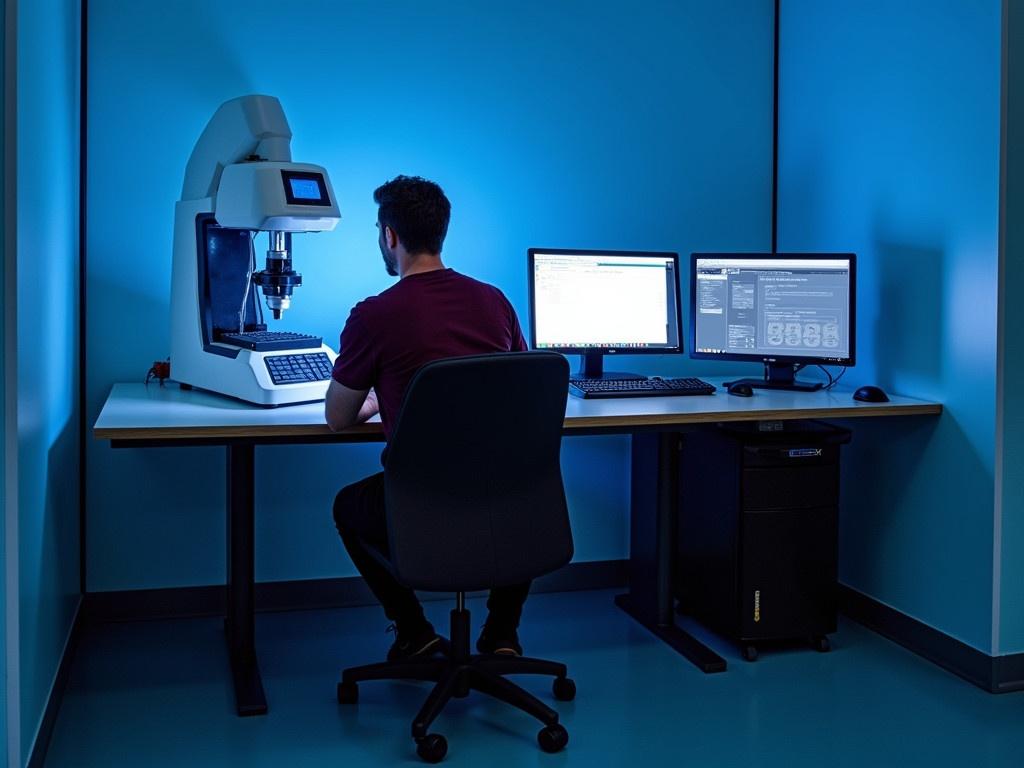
xmin=674 ymin=420 xmax=850 ymax=660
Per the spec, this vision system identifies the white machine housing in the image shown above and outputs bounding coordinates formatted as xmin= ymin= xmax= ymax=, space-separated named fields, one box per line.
xmin=170 ymin=95 xmax=341 ymax=406
xmin=216 ymin=162 xmax=340 ymax=231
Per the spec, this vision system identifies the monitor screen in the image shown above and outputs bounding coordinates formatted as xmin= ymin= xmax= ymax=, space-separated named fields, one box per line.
xmin=528 ymin=249 xmax=682 ymax=353
xmin=690 ymin=254 xmax=855 ymax=365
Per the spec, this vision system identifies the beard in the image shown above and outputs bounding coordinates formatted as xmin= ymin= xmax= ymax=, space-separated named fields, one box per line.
xmin=380 ymin=243 xmax=399 ymax=277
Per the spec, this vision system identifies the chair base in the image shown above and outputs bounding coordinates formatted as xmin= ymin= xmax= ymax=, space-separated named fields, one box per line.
xmin=338 ymin=604 xmax=574 ymax=762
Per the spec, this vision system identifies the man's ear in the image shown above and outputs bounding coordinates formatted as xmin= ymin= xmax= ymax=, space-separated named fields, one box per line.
xmin=385 ymin=225 xmax=399 ymax=249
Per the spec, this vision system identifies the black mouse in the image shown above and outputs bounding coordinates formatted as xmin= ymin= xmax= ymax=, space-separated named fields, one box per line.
xmin=853 ymin=385 xmax=889 ymax=403
xmin=727 ymin=382 xmax=754 ymax=397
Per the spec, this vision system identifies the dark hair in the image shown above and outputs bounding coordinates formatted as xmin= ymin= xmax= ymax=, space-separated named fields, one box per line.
xmin=373 ymin=175 xmax=451 ymax=255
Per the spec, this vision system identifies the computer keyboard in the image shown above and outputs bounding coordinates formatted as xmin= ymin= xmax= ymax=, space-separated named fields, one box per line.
xmin=219 ymin=330 xmax=323 ymax=352
xmin=569 ymin=377 xmax=716 ymax=399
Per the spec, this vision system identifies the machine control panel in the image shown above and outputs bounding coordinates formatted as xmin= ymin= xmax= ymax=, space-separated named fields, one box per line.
xmin=265 ymin=352 xmax=334 ymax=385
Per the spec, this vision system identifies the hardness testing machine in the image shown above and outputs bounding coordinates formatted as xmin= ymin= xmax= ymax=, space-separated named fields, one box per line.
xmin=170 ymin=95 xmax=341 ymax=406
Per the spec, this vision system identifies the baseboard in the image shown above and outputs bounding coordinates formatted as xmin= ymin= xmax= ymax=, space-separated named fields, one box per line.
xmin=992 ymin=652 xmax=1024 ymax=693
xmin=82 ymin=558 xmax=629 ymax=624
xmin=27 ymin=597 xmax=85 ymax=768
xmin=839 ymin=584 xmax=1024 ymax=694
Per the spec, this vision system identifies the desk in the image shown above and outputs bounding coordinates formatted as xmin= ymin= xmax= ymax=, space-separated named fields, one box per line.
xmin=94 ymin=380 xmax=941 ymax=716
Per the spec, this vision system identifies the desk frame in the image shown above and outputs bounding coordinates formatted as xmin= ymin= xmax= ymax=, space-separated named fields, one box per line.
xmin=101 ymin=385 xmax=940 ymax=716
xmin=111 ymin=426 xmax=718 ymax=715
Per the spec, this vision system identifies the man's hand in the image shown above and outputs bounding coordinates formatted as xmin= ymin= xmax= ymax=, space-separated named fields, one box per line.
xmin=356 ymin=389 xmax=380 ymax=423
xmin=325 ymin=380 xmax=379 ymax=431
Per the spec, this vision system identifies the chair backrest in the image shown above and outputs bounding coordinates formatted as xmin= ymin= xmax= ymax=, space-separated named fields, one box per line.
xmin=383 ymin=352 xmax=573 ymax=592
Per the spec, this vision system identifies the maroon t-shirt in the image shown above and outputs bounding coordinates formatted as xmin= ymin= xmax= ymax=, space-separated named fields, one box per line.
xmin=332 ymin=268 xmax=528 ymax=439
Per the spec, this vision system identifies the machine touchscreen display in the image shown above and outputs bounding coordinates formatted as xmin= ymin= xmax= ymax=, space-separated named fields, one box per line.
xmin=281 ymin=170 xmax=331 ymax=206
xmin=289 ymin=178 xmax=321 ymax=199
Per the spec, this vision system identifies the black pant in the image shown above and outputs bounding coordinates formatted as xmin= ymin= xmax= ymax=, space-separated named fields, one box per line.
xmin=333 ymin=472 xmax=531 ymax=632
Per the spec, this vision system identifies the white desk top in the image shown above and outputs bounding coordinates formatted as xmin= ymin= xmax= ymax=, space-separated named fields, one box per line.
xmin=94 ymin=380 xmax=942 ymax=442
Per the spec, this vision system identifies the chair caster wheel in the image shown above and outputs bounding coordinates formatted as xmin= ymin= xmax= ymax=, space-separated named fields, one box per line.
xmin=743 ymin=645 xmax=758 ymax=662
xmin=416 ymin=733 xmax=448 ymax=763
xmin=814 ymin=636 xmax=831 ymax=653
xmin=553 ymin=676 xmax=576 ymax=701
xmin=337 ymin=681 xmax=358 ymax=704
xmin=538 ymin=723 xmax=569 ymax=753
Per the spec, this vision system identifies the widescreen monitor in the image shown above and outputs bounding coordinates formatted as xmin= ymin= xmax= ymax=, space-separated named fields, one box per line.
xmin=528 ymin=248 xmax=683 ymax=379
xmin=690 ymin=253 xmax=856 ymax=391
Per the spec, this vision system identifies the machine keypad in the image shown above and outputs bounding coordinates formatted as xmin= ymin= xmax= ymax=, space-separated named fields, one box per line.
xmin=265 ymin=353 xmax=334 ymax=385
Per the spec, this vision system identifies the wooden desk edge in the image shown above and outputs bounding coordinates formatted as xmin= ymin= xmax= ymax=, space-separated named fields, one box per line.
xmin=93 ymin=402 xmax=942 ymax=441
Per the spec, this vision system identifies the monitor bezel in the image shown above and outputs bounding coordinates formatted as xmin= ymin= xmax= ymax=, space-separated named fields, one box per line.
xmin=688 ymin=252 xmax=857 ymax=367
xmin=527 ymin=247 xmax=684 ymax=356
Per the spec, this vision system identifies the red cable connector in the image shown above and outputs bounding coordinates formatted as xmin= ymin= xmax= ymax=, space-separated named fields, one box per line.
xmin=145 ymin=360 xmax=171 ymax=386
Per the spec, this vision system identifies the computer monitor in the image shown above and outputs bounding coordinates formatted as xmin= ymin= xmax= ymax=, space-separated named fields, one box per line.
xmin=690 ymin=253 xmax=856 ymax=391
xmin=528 ymin=248 xmax=683 ymax=379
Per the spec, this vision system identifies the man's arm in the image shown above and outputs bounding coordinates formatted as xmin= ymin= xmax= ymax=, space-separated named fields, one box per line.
xmin=325 ymin=380 xmax=379 ymax=431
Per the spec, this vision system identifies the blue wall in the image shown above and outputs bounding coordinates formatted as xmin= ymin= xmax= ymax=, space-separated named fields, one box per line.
xmin=778 ymin=1 xmax=1002 ymax=652
xmin=16 ymin=0 xmax=80 ymax=762
xmin=1000 ymin=0 xmax=1024 ymax=656
xmin=1 ymin=0 xmax=8 ymax=757
xmin=86 ymin=0 xmax=773 ymax=591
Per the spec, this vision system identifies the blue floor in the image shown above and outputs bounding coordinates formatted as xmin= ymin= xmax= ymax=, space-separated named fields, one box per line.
xmin=45 ymin=589 xmax=1022 ymax=767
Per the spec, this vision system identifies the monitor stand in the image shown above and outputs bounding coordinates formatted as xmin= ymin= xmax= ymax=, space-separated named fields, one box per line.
xmin=725 ymin=362 xmax=823 ymax=392
xmin=573 ymin=352 xmax=645 ymax=381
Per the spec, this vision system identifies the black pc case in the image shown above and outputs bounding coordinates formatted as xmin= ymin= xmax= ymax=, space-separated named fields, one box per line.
xmin=674 ymin=420 xmax=850 ymax=661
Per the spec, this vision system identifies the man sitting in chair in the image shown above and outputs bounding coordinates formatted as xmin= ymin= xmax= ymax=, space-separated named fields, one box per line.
xmin=326 ymin=175 xmax=529 ymax=661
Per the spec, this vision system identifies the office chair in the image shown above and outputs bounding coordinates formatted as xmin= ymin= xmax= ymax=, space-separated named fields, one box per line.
xmin=337 ymin=351 xmax=576 ymax=763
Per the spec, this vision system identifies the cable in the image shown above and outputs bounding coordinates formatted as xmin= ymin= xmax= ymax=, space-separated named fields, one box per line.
xmin=816 ymin=364 xmax=848 ymax=391
xmin=815 ymin=364 xmax=834 ymax=389
xmin=764 ymin=361 xmax=847 ymax=390
xmin=251 ymin=232 xmax=264 ymax=326
xmin=771 ymin=0 xmax=780 ymax=254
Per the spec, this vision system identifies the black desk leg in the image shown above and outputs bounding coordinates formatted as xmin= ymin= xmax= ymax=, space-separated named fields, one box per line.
xmin=226 ymin=443 xmax=268 ymax=716
xmin=615 ymin=432 xmax=727 ymax=674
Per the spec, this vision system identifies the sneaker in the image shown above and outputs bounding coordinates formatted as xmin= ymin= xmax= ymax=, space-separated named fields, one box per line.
xmin=386 ymin=621 xmax=443 ymax=662
xmin=476 ymin=624 xmax=523 ymax=657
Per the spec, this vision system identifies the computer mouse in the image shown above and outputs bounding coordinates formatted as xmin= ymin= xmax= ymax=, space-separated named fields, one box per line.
xmin=853 ymin=385 xmax=889 ymax=403
xmin=727 ymin=382 xmax=754 ymax=397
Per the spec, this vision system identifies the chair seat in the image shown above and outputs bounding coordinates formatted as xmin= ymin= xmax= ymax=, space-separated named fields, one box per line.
xmin=361 ymin=534 xmax=561 ymax=593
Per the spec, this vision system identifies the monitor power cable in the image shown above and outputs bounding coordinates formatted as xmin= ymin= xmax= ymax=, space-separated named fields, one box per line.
xmin=816 ymin=364 xmax=847 ymax=391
